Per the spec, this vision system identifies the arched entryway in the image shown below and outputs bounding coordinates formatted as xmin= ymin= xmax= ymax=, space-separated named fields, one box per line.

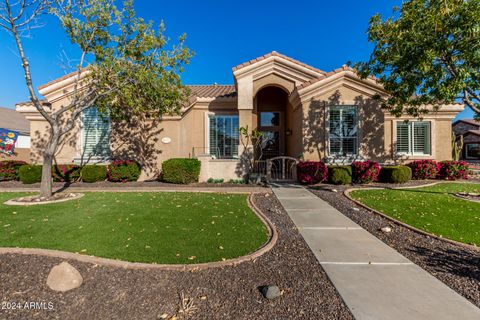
xmin=255 ymin=86 xmax=289 ymax=159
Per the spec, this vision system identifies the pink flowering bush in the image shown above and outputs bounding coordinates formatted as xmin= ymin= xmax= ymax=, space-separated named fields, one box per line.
xmin=52 ymin=164 xmax=81 ymax=182
xmin=352 ymin=160 xmax=381 ymax=184
xmin=107 ymin=160 xmax=141 ymax=182
xmin=438 ymin=161 xmax=469 ymax=180
xmin=408 ymin=160 xmax=440 ymax=180
xmin=0 ymin=160 xmax=27 ymax=181
xmin=297 ymin=161 xmax=328 ymax=185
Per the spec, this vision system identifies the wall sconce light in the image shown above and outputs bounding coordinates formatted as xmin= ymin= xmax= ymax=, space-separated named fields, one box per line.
xmin=286 ymin=128 xmax=292 ymax=136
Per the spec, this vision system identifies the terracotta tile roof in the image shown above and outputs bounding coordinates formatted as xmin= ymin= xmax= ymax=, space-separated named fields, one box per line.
xmin=187 ymin=85 xmax=236 ymax=99
xmin=232 ymin=51 xmax=326 ymax=75
xmin=454 ymin=119 xmax=480 ymax=127
xmin=0 ymin=107 xmax=30 ymax=135
xmin=297 ymin=65 xmax=380 ymax=90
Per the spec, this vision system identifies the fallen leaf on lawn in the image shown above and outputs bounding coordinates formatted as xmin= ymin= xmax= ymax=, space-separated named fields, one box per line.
xmin=188 ymin=256 xmax=196 ymax=260
xmin=219 ymin=246 xmax=224 ymax=250
xmin=80 ymin=249 xmax=87 ymax=252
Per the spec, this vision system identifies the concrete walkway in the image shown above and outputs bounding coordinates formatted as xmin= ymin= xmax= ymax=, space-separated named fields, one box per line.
xmin=271 ymin=184 xmax=480 ymax=320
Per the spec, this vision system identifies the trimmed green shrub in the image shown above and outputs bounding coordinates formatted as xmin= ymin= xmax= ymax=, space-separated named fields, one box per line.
xmin=81 ymin=165 xmax=107 ymax=183
xmin=107 ymin=160 xmax=141 ymax=182
xmin=52 ymin=164 xmax=81 ymax=183
xmin=379 ymin=166 xmax=412 ymax=184
xmin=207 ymin=178 xmax=224 ymax=183
xmin=18 ymin=165 xmax=42 ymax=184
xmin=0 ymin=160 xmax=27 ymax=181
xmin=162 ymin=158 xmax=201 ymax=184
xmin=229 ymin=179 xmax=246 ymax=184
xmin=328 ymin=165 xmax=352 ymax=185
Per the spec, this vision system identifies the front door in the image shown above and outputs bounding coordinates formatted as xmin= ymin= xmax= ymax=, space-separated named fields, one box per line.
xmin=258 ymin=111 xmax=285 ymax=159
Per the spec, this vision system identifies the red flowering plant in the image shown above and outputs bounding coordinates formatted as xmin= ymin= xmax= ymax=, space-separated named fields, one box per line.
xmin=297 ymin=161 xmax=328 ymax=185
xmin=52 ymin=164 xmax=81 ymax=183
xmin=408 ymin=160 xmax=440 ymax=180
xmin=0 ymin=160 xmax=27 ymax=181
xmin=107 ymin=160 xmax=141 ymax=182
xmin=351 ymin=161 xmax=381 ymax=184
xmin=438 ymin=161 xmax=469 ymax=180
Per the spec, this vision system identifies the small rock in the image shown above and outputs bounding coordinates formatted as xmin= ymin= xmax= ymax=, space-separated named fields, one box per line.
xmin=381 ymin=226 xmax=392 ymax=233
xmin=46 ymin=262 xmax=83 ymax=292
xmin=352 ymin=207 xmax=360 ymax=211
xmin=261 ymin=285 xmax=281 ymax=299
xmin=330 ymin=189 xmax=338 ymax=193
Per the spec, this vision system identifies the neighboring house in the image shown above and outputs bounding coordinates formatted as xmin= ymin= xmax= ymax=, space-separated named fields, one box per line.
xmin=453 ymin=119 xmax=480 ymax=161
xmin=16 ymin=51 xmax=464 ymax=181
xmin=0 ymin=106 xmax=31 ymax=162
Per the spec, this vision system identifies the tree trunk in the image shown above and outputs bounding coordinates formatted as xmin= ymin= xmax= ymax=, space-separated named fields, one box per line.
xmin=40 ymin=152 xmax=53 ymax=198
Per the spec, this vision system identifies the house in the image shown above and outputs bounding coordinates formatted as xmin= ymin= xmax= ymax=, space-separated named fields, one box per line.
xmin=0 ymin=106 xmax=31 ymax=162
xmin=453 ymin=119 xmax=480 ymax=161
xmin=16 ymin=52 xmax=464 ymax=181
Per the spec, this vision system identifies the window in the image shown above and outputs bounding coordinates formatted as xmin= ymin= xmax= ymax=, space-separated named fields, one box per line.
xmin=82 ymin=107 xmax=110 ymax=159
xmin=396 ymin=121 xmax=431 ymax=155
xmin=329 ymin=106 xmax=358 ymax=155
xmin=466 ymin=143 xmax=480 ymax=159
xmin=260 ymin=112 xmax=280 ymax=127
xmin=209 ymin=115 xmax=239 ymax=159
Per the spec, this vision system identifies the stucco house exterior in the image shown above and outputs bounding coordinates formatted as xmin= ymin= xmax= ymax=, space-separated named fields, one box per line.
xmin=453 ymin=119 xmax=480 ymax=161
xmin=16 ymin=52 xmax=464 ymax=181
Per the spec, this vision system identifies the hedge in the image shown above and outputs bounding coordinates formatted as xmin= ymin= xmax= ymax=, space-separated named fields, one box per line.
xmin=18 ymin=165 xmax=42 ymax=184
xmin=0 ymin=160 xmax=27 ymax=181
xmin=81 ymin=165 xmax=107 ymax=183
xmin=328 ymin=165 xmax=352 ymax=185
xmin=379 ymin=166 xmax=412 ymax=184
xmin=297 ymin=161 xmax=328 ymax=185
xmin=162 ymin=158 xmax=201 ymax=184
xmin=352 ymin=160 xmax=381 ymax=184
xmin=107 ymin=160 xmax=141 ymax=182
xmin=52 ymin=164 xmax=81 ymax=183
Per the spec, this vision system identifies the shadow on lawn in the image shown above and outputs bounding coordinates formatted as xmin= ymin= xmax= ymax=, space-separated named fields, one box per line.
xmin=408 ymin=245 xmax=480 ymax=282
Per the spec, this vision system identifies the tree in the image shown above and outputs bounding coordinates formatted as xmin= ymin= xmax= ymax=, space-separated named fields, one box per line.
xmin=0 ymin=0 xmax=192 ymax=197
xmin=356 ymin=0 xmax=480 ymax=118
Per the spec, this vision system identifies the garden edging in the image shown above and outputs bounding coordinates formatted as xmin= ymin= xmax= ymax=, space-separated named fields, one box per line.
xmin=344 ymin=182 xmax=480 ymax=252
xmin=0 ymin=192 xmax=278 ymax=270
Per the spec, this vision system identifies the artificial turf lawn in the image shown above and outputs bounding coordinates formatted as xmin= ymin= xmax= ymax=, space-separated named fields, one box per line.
xmin=350 ymin=183 xmax=480 ymax=246
xmin=0 ymin=192 xmax=268 ymax=264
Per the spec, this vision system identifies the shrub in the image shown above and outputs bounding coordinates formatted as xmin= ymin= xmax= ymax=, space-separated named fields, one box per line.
xmin=408 ymin=160 xmax=440 ymax=180
xmin=18 ymin=165 xmax=42 ymax=184
xmin=328 ymin=165 xmax=352 ymax=185
xmin=438 ymin=161 xmax=469 ymax=180
xmin=229 ymin=179 xmax=246 ymax=184
xmin=0 ymin=160 xmax=27 ymax=181
xmin=107 ymin=160 xmax=141 ymax=182
xmin=297 ymin=161 xmax=328 ymax=185
xmin=352 ymin=160 xmax=381 ymax=184
xmin=52 ymin=164 xmax=81 ymax=183
xmin=207 ymin=178 xmax=224 ymax=183
xmin=81 ymin=165 xmax=107 ymax=183
xmin=379 ymin=166 xmax=412 ymax=184
xmin=162 ymin=158 xmax=201 ymax=184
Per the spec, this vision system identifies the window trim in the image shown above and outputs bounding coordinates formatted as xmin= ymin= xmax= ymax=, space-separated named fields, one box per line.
xmin=327 ymin=105 xmax=359 ymax=156
xmin=395 ymin=121 xmax=432 ymax=156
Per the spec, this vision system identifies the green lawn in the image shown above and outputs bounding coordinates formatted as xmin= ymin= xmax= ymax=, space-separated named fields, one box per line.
xmin=0 ymin=192 xmax=268 ymax=264
xmin=350 ymin=183 xmax=480 ymax=246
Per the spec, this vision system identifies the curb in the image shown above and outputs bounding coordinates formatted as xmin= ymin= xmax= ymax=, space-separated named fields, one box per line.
xmin=0 ymin=193 xmax=278 ymax=270
xmin=344 ymin=182 xmax=480 ymax=252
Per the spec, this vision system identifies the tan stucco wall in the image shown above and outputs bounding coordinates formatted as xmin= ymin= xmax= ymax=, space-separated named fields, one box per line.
xmin=0 ymin=148 xmax=30 ymax=162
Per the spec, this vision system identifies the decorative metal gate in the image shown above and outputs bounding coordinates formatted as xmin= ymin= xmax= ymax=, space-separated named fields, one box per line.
xmin=266 ymin=156 xmax=298 ymax=181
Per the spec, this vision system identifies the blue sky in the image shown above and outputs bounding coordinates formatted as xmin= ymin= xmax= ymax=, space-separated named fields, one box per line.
xmin=0 ymin=0 xmax=474 ymax=120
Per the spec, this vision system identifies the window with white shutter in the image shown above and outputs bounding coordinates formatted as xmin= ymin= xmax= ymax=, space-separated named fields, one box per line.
xmin=329 ymin=106 xmax=358 ymax=155
xmin=82 ymin=107 xmax=110 ymax=159
xmin=396 ymin=121 xmax=431 ymax=155
xmin=209 ymin=115 xmax=239 ymax=159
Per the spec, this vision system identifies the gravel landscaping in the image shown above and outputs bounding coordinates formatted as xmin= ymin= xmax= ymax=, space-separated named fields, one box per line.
xmin=309 ymin=184 xmax=480 ymax=308
xmin=0 ymin=193 xmax=353 ymax=320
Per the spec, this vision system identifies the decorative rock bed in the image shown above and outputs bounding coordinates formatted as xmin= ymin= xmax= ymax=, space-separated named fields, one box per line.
xmin=454 ymin=192 xmax=480 ymax=203
xmin=4 ymin=193 xmax=84 ymax=206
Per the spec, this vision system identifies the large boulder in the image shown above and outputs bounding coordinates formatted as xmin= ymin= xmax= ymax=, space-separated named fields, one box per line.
xmin=46 ymin=262 xmax=83 ymax=292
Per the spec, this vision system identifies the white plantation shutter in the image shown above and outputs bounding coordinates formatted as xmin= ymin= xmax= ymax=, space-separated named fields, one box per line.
xmin=82 ymin=107 xmax=110 ymax=158
xmin=209 ymin=115 xmax=239 ymax=159
xmin=329 ymin=106 xmax=358 ymax=155
xmin=396 ymin=121 xmax=431 ymax=155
